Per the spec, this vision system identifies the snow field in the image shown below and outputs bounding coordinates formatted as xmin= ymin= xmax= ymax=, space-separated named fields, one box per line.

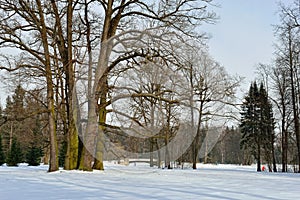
xmin=0 ymin=162 xmax=299 ymax=200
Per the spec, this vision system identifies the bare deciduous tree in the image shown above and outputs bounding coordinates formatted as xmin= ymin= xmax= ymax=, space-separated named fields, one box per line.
xmin=273 ymin=1 xmax=300 ymax=172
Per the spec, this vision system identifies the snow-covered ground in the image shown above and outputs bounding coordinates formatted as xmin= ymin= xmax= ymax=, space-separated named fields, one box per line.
xmin=0 ymin=162 xmax=299 ymax=200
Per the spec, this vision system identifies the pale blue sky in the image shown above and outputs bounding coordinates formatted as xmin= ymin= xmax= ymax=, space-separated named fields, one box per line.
xmin=205 ymin=0 xmax=294 ymax=90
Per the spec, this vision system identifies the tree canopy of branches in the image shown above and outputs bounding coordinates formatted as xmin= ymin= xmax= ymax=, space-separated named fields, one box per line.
xmin=0 ymin=0 xmax=245 ymax=172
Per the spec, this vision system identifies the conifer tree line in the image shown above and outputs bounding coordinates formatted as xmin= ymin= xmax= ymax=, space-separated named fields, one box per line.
xmin=0 ymin=0 xmax=299 ymax=173
xmin=0 ymin=86 xmax=45 ymax=166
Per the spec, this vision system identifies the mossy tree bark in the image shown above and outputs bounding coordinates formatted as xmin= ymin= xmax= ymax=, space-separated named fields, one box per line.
xmin=50 ymin=0 xmax=79 ymax=170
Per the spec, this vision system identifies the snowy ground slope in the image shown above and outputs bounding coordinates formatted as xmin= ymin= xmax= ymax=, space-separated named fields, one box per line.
xmin=0 ymin=162 xmax=299 ymax=200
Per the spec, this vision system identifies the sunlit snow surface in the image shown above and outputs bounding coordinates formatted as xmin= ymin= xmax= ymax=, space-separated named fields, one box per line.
xmin=0 ymin=162 xmax=299 ymax=200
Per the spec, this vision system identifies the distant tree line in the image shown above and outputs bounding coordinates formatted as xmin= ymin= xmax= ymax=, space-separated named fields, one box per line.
xmin=208 ymin=127 xmax=243 ymax=165
xmin=0 ymin=85 xmax=45 ymax=166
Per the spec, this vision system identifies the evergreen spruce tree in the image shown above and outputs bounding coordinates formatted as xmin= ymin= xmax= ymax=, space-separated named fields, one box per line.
xmin=259 ymin=83 xmax=277 ymax=172
xmin=0 ymin=135 xmax=5 ymax=166
xmin=26 ymin=117 xmax=44 ymax=166
xmin=26 ymin=143 xmax=43 ymax=166
xmin=240 ymin=82 xmax=261 ymax=171
xmin=240 ymin=81 xmax=276 ymax=172
xmin=6 ymin=137 xmax=23 ymax=166
xmin=59 ymin=141 xmax=67 ymax=167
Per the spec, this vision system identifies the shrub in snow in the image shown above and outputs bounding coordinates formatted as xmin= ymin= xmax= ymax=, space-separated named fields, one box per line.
xmin=58 ymin=141 xmax=67 ymax=167
xmin=26 ymin=144 xmax=43 ymax=166
xmin=6 ymin=137 xmax=23 ymax=166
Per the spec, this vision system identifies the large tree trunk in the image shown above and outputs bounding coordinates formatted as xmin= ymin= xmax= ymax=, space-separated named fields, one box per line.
xmin=93 ymin=99 xmax=106 ymax=170
xmin=65 ymin=0 xmax=79 ymax=170
xmin=272 ymin=148 xmax=277 ymax=172
xmin=91 ymin=0 xmax=125 ymax=170
xmin=76 ymin=95 xmax=84 ymax=169
xmin=93 ymin=78 xmax=107 ymax=170
xmin=79 ymin=97 xmax=98 ymax=171
xmin=281 ymin=104 xmax=287 ymax=172
xmin=78 ymin=0 xmax=96 ymax=171
xmin=271 ymin=131 xmax=277 ymax=172
xmin=50 ymin=0 xmax=79 ymax=170
xmin=89 ymin=4 xmax=112 ymax=171
xmin=257 ymin=142 xmax=261 ymax=172
xmin=165 ymin=104 xmax=171 ymax=169
xmin=192 ymin=101 xmax=205 ymax=169
xmin=37 ymin=0 xmax=58 ymax=172
xmin=48 ymin=88 xmax=59 ymax=172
